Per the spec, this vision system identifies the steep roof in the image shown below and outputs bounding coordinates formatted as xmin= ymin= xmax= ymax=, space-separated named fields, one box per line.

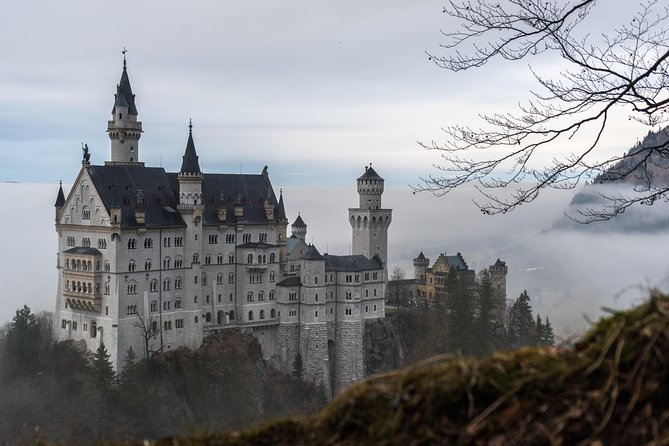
xmin=276 ymin=191 xmax=286 ymax=220
xmin=416 ymin=251 xmax=426 ymax=260
xmin=446 ymin=253 xmax=468 ymax=271
xmin=302 ymin=244 xmax=324 ymax=260
xmin=64 ymin=247 xmax=102 ymax=256
xmin=55 ymin=181 xmax=65 ymax=207
xmin=357 ymin=165 xmax=384 ymax=181
xmin=180 ymin=124 xmax=201 ymax=174
xmin=292 ymin=214 xmax=306 ymax=228
xmin=277 ymin=276 xmax=302 ymax=287
xmin=88 ymin=165 xmax=186 ymax=228
xmin=166 ymin=171 xmax=282 ymax=225
xmin=112 ymin=64 xmax=138 ymax=115
xmin=324 ymin=254 xmax=383 ymax=272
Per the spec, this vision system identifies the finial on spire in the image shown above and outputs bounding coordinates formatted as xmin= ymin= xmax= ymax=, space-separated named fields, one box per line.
xmin=189 ymin=118 xmax=193 ymax=135
xmin=122 ymin=47 xmax=128 ymax=69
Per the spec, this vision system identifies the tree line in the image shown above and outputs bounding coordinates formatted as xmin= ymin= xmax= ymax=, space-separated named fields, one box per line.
xmin=0 ymin=305 xmax=325 ymax=445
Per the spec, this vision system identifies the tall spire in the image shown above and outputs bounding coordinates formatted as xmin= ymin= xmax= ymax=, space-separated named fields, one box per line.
xmin=55 ymin=181 xmax=65 ymax=207
xmin=113 ymin=50 xmax=138 ymax=116
xmin=180 ymin=119 xmax=201 ymax=174
xmin=107 ymin=50 xmax=142 ymax=165
xmin=276 ymin=189 xmax=287 ymax=221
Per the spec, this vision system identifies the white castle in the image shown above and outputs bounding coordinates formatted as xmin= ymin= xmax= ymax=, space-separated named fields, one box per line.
xmin=53 ymin=58 xmax=392 ymax=396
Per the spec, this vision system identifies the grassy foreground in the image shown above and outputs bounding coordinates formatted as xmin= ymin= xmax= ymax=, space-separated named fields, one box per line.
xmin=51 ymin=295 xmax=669 ymax=445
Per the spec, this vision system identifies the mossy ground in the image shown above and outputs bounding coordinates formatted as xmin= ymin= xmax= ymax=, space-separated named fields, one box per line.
xmin=41 ymin=294 xmax=669 ymax=445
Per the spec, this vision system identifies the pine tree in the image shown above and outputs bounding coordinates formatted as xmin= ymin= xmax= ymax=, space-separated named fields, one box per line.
xmin=475 ymin=269 xmax=494 ymax=356
xmin=90 ymin=343 xmax=116 ymax=392
xmin=124 ymin=346 xmax=137 ymax=369
xmin=508 ymin=290 xmax=536 ymax=348
xmin=536 ymin=314 xmax=544 ymax=346
xmin=445 ymin=271 xmax=474 ymax=355
xmin=2 ymin=305 xmax=41 ymax=378
xmin=541 ymin=317 xmax=556 ymax=347
xmin=292 ymin=353 xmax=304 ymax=380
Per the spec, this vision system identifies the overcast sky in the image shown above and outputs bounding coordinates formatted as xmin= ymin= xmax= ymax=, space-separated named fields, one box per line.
xmin=0 ymin=0 xmax=655 ymax=188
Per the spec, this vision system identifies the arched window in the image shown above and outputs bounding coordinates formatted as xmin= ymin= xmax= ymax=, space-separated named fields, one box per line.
xmin=175 ymin=299 xmax=182 ymax=309
xmin=163 ymin=257 xmax=171 ymax=269
xmin=76 ymin=259 xmax=81 ymax=270
xmin=247 ymin=292 xmax=253 ymax=302
xmin=128 ymin=260 xmax=136 ymax=272
xmin=248 ymin=311 xmax=254 ymax=321
xmin=82 ymin=206 xmax=90 ymax=220
xmin=259 ymin=309 xmax=265 ymax=320
xmin=269 ymin=253 xmax=276 ymax=263
xmin=175 ymin=277 xmax=182 ymax=289
xmin=104 ymin=283 xmax=110 ymax=295
xmin=257 ymin=255 xmax=262 ymax=264
xmin=228 ymin=273 xmax=234 ymax=283
xmin=193 ymin=253 xmax=199 ymax=263
xmin=144 ymin=238 xmax=153 ymax=248
xmin=270 ymin=309 xmax=276 ymax=318
xmin=90 ymin=321 xmax=97 ymax=338
xmin=217 ymin=273 xmax=223 ymax=284
xmin=269 ymin=290 xmax=275 ymax=300
xmin=217 ymin=311 xmax=223 ymax=325
xmin=205 ymin=312 xmax=212 ymax=323
xmin=229 ymin=310 xmax=235 ymax=320
xmin=104 ymin=261 xmax=110 ymax=272
xmin=202 ymin=274 xmax=207 ymax=286
xmin=128 ymin=238 xmax=137 ymax=249
xmin=151 ymin=300 xmax=157 ymax=312
xmin=150 ymin=279 xmax=158 ymax=292
xmin=270 ymin=272 xmax=275 ymax=282
xmin=145 ymin=259 xmax=152 ymax=271
xmin=247 ymin=254 xmax=253 ymax=264
xmin=258 ymin=291 xmax=265 ymax=301
xmin=163 ymin=278 xmax=171 ymax=291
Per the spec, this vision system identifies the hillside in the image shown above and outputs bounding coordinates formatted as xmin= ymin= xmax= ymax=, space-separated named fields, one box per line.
xmin=557 ymin=126 xmax=669 ymax=231
xmin=108 ymin=294 xmax=669 ymax=445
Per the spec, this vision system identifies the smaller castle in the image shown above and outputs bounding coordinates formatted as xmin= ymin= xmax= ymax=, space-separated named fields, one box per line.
xmin=390 ymin=252 xmax=508 ymax=325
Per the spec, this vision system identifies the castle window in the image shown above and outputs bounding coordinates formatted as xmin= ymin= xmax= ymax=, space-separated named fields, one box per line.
xmin=315 ymin=294 xmax=318 ymax=302
xmin=163 ymin=257 xmax=171 ymax=269
xmin=105 ymin=284 xmax=110 ymax=295
xmin=315 ymin=310 xmax=319 ymax=318
xmin=374 ymin=304 xmax=377 ymax=311
xmin=164 ymin=320 xmax=171 ymax=331
xmin=355 ymin=275 xmax=359 ymax=282
xmin=345 ymin=308 xmax=352 ymax=315
xmin=174 ymin=258 xmax=183 ymax=268
xmin=175 ymin=236 xmax=184 ymax=247
xmin=315 ymin=276 xmax=318 ymax=284
xmin=345 ymin=275 xmax=352 ymax=283
xmin=217 ymin=294 xmax=221 ymax=303
xmin=229 ymin=293 xmax=233 ymax=302
xmin=247 ymin=254 xmax=253 ymax=264
xmin=208 ymin=234 xmax=218 ymax=244
xmin=127 ymin=282 xmax=137 ymax=294
xmin=205 ymin=255 xmax=211 ymax=265
xmin=194 ymin=295 xmax=198 ymax=303
xmin=164 ymin=237 xmax=171 ymax=248
xmin=90 ymin=321 xmax=97 ymax=338
xmin=72 ymin=321 xmax=77 ymax=330
xmin=195 ymin=316 xmax=199 ymax=323
xmin=82 ymin=237 xmax=91 ymax=248
xmin=128 ymin=238 xmax=137 ymax=249
xmin=373 ymin=272 xmax=378 ymax=280
xmin=365 ymin=305 xmax=369 ymax=312
xmin=217 ymin=255 xmax=223 ymax=264
xmin=175 ymin=277 xmax=183 ymax=289
xmin=163 ymin=278 xmax=171 ymax=291
xmin=228 ymin=273 xmax=235 ymax=283
xmin=202 ymin=274 xmax=208 ymax=285
xmin=346 ymin=291 xmax=352 ymax=300
xmin=243 ymin=234 xmax=251 ymax=243
xmin=144 ymin=238 xmax=153 ymax=248
xmin=228 ymin=255 xmax=234 ymax=263
xmin=259 ymin=309 xmax=265 ymax=319
xmin=258 ymin=291 xmax=265 ymax=301
xmin=61 ymin=319 xmax=67 ymax=329
xmin=128 ymin=260 xmax=136 ymax=272
xmin=226 ymin=234 xmax=235 ymax=243
xmin=193 ymin=253 xmax=199 ymax=263
xmin=151 ymin=300 xmax=157 ymax=312
xmin=374 ymin=289 xmax=377 ymax=296
xmin=104 ymin=261 xmax=110 ymax=272
xmin=175 ymin=319 xmax=184 ymax=329
xmin=163 ymin=301 xmax=170 ymax=310
xmin=271 ymin=309 xmax=276 ymax=318
xmin=67 ymin=236 xmax=75 ymax=246
xmin=270 ymin=272 xmax=275 ymax=282
xmin=259 ymin=233 xmax=267 ymax=242
xmin=150 ymin=280 xmax=158 ymax=292
xmin=365 ymin=273 xmax=370 ymax=280
xmin=247 ymin=292 xmax=254 ymax=302
xmin=98 ymin=239 xmax=107 ymax=249
xmin=289 ymin=309 xmax=297 ymax=317
xmin=145 ymin=259 xmax=152 ymax=271
xmin=205 ymin=313 xmax=212 ymax=323
xmin=229 ymin=310 xmax=235 ymax=320
xmin=269 ymin=253 xmax=275 ymax=263
xmin=248 ymin=311 xmax=254 ymax=321
xmin=194 ymin=276 xmax=198 ymax=284
xmin=82 ymin=206 xmax=90 ymax=220
xmin=289 ymin=291 xmax=297 ymax=301
xmin=330 ymin=308 xmax=333 ymax=314
xmin=217 ymin=273 xmax=223 ymax=284
xmin=365 ymin=290 xmax=369 ymax=297
xmin=175 ymin=299 xmax=182 ymax=309
xmin=206 ymin=295 xmax=210 ymax=304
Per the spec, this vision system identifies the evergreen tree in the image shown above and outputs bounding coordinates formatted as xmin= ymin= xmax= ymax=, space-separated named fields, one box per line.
xmin=292 ymin=353 xmax=304 ymax=380
xmin=124 ymin=346 xmax=137 ymax=369
xmin=475 ymin=269 xmax=494 ymax=356
xmin=2 ymin=305 xmax=41 ymax=378
xmin=508 ymin=290 xmax=536 ymax=348
xmin=445 ymin=271 xmax=474 ymax=355
xmin=540 ymin=317 xmax=556 ymax=347
xmin=535 ymin=314 xmax=544 ymax=346
xmin=90 ymin=343 xmax=116 ymax=391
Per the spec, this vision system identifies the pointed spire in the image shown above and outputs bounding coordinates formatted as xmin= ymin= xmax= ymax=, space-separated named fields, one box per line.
xmin=112 ymin=49 xmax=138 ymax=115
xmin=55 ymin=181 xmax=65 ymax=207
xmin=292 ymin=213 xmax=307 ymax=228
xmin=276 ymin=189 xmax=287 ymax=221
xmin=180 ymin=119 xmax=201 ymax=174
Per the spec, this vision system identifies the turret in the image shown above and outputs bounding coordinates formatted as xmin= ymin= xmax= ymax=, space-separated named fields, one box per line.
xmin=55 ymin=181 xmax=65 ymax=220
xmin=291 ymin=214 xmax=307 ymax=241
xmin=357 ymin=163 xmax=384 ymax=209
xmin=107 ymin=52 xmax=142 ymax=165
xmin=177 ymin=120 xmax=203 ymax=214
xmin=413 ymin=251 xmax=430 ymax=282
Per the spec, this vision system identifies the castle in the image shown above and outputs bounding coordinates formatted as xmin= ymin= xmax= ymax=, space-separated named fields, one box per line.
xmin=52 ymin=58 xmax=391 ymax=396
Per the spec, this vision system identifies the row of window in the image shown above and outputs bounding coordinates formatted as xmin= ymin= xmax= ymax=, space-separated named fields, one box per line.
xmin=246 ymin=290 xmax=276 ymax=302
xmin=247 ymin=253 xmax=276 ymax=264
xmin=65 ymin=280 xmax=99 ymax=295
xmin=60 ymin=320 xmax=97 ymax=338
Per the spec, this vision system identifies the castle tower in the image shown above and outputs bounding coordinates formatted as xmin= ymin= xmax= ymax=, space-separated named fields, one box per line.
xmin=349 ymin=164 xmax=392 ymax=266
xmin=107 ymin=53 xmax=142 ymax=165
xmin=177 ymin=120 xmax=204 ymax=349
xmin=489 ymin=259 xmax=508 ymax=325
xmin=277 ymin=191 xmax=289 ymax=271
xmin=413 ymin=251 xmax=429 ymax=282
xmin=291 ymin=214 xmax=307 ymax=241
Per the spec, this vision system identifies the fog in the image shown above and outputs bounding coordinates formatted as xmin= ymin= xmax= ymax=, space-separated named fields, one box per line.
xmin=4 ymin=182 xmax=669 ymax=339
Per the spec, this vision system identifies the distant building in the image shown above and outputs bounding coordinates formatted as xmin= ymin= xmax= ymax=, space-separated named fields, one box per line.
xmin=53 ymin=57 xmax=391 ymax=396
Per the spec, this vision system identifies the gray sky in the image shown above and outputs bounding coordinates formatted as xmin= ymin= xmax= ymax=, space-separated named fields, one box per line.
xmin=0 ymin=0 xmax=654 ymax=186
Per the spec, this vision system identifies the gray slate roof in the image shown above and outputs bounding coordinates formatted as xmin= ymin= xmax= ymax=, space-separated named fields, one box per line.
xmin=55 ymin=182 xmax=65 ymax=207
xmin=357 ymin=165 xmax=383 ymax=181
xmin=89 ymin=165 xmax=186 ymax=229
xmin=112 ymin=66 xmax=138 ymax=115
xmin=237 ymin=242 xmax=278 ymax=249
xmin=276 ymin=192 xmax=286 ymax=220
xmin=301 ymin=244 xmax=324 ymax=260
xmin=277 ymin=276 xmax=301 ymax=287
xmin=64 ymin=247 xmax=102 ymax=256
xmin=446 ymin=253 xmax=468 ymax=271
xmin=324 ymin=254 xmax=383 ymax=272
xmin=180 ymin=130 xmax=201 ymax=174
xmin=292 ymin=214 xmax=306 ymax=227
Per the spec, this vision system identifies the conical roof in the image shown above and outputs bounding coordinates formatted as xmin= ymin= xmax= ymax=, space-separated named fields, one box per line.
xmin=55 ymin=181 xmax=65 ymax=207
xmin=292 ymin=214 xmax=307 ymax=228
xmin=112 ymin=62 xmax=138 ymax=115
xmin=357 ymin=164 xmax=384 ymax=181
xmin=276 ymin=191 xmax=286 ymax=220
xmin=180 ymin=122 xmax=201 ymax=174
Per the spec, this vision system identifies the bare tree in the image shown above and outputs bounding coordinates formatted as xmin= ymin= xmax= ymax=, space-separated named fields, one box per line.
xmin=132 ymin=313 xmax=160 ymax=360
xmin=388 ymin=267 xmax=414 ymax=309
xmin=417 ymin=0 xmax=669 ymax=221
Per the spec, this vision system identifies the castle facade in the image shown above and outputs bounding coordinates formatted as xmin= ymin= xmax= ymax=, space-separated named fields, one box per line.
xmin=53 ymin=59 xmax=391 ymax=396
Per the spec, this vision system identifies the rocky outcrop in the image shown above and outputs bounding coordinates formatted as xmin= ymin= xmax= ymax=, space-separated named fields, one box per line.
xmin=363 ymin=317 xmax=405 ymax=376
